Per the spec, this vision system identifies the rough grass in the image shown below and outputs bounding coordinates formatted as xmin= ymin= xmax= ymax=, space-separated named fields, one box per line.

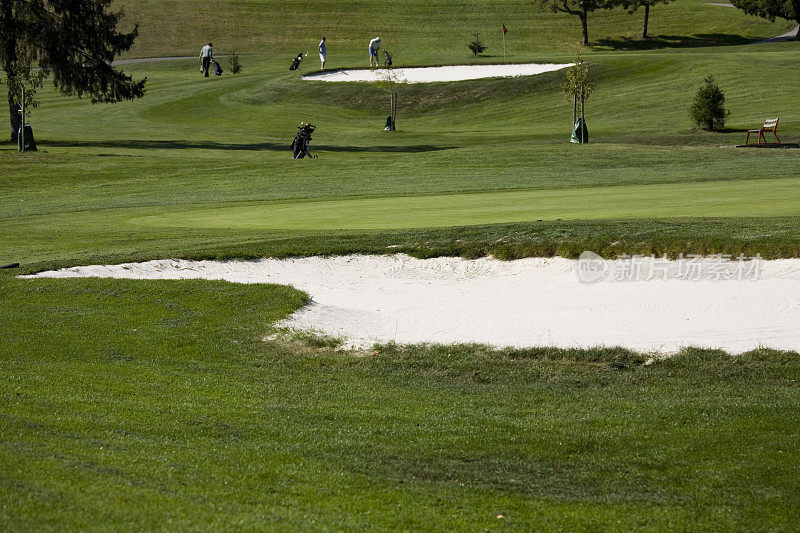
xmin=2 ymin=277 xmax=799 ymax=530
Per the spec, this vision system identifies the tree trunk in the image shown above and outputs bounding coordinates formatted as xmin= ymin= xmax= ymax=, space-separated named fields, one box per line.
xmin=8 ymin=91 xmax=20 ymax=142
xmin=573 ymin=95 xmax=577 ymax=125
xmin=2 ymin=0 xmax=19 ymax=141
xmin=581 ymin=86 xmax=586 ymax=144
xmin=642 ymin=4 xmax=650 ymax=40
xmin=580 ymin=10 xmax=589 ymax=46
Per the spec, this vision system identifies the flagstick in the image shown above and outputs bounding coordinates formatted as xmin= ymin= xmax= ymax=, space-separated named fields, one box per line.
xmin=503 ymin=30 xmax=506 ymax=61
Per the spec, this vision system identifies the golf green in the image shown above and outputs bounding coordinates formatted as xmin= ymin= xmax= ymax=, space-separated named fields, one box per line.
xmin=129 ymin=176 xmax=799 ymax=230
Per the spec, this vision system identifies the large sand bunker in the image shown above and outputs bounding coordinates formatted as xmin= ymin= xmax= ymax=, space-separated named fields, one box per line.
xmin=303 ymin=63 xmax=572 ymax=83
xmin=24 ymin=254 xmax=800 ymax=354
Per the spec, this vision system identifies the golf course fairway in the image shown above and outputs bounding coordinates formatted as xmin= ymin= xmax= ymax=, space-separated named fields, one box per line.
xmin=130 ymin=176 xmax=799 ymax=230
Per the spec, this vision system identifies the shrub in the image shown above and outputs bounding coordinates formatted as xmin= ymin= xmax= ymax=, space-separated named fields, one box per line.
xmin=468 ymin=32 xmax=487 ymax=56
xmin=228 ymin=50 xmax=242 ymax=74
xmin=690 ymin=75 xmax=730 ymax=131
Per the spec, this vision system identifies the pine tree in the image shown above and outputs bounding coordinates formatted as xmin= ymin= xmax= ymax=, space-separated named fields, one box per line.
xmin=690 ymin=76 xmax=730 ymax=131
xmin=1 ymin=0 xmax=146 ymax=142
xmin=468 ymin=32 xmax=487 ymax=56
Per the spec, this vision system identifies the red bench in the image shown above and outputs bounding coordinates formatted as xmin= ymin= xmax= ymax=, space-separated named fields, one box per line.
xmin=746 ymin=118 xmax=781 ymax=146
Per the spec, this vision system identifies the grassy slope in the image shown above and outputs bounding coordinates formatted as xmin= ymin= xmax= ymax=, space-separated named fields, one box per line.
xmin=2 ymin=45 xmax=800 ymax=268
xmin=114 ymin=0 xmax=794 ymax=58
xmin=2 ymin=276 xmax=799 ymax=530
xmin=0 ymin=43 xmax=800 ymax=267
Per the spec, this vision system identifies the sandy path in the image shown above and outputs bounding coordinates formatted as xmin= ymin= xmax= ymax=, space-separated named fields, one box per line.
xmin=757 ymin=25 xmax=799 ymax=43
xmin=704 ymin=3 xmax=799 ymax=42
xmin=23 ymin=255 xmax=800 ymax=354
xmin=112 ymin=56 xmax=195 ymax=65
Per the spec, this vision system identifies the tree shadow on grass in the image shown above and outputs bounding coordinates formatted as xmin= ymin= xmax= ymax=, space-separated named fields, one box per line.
xmin=595 ymin=33 xmax=756 ymax=50
xmin=316 ymin=143 xmax=456 ymax=153
xmin=41 ymin=139 xmax=456 ymax=153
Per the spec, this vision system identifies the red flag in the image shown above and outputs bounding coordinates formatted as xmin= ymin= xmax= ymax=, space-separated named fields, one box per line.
xmin=502 ymin=24 xmax=508 ymax=35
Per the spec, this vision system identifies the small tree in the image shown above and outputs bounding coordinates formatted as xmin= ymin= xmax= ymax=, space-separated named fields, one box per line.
xmin=5 ymin=59 xmax=46 ymax=112
xmin=3 ymin=59 xmax=45 ymax=148
xmin=376 ymin=66 xmax=406 ymax=131
xmin=561 ymin=51 xmax=596 ymax=142
xmin=690 ymin=76 xmax=730 ymax=131
xmin=229 ymin=50 xmax=242 ymax=74
xmin=468 ymin=32 xmax=487 ymax=56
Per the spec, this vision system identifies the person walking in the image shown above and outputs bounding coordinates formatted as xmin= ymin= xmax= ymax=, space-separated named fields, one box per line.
xmin=368 ymin=36 xmax=381 ymax=67
xmin=318 ymin=37 xmax=327 ymax=69
xmin=199 ymin=42 xmax=213 ymax=77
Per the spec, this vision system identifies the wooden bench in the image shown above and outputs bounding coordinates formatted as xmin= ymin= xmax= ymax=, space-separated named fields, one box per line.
xmin=746 ymin=118 xmax=781 ymax=146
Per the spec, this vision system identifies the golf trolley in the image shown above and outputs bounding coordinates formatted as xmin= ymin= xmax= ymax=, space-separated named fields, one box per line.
xmin=291 ymin=122 xmax=317 ymax=159
xmin=289 ymin=53 xmax=307 ymax=70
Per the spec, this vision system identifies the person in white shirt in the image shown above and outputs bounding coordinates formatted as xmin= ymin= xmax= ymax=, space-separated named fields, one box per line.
xmin=318 ymin=37 xmax=327 ymax=69
xmin=199 ymin=42 xmax=213 ymax=77
xmin=368 ymin=37 xmax=381 ymax=67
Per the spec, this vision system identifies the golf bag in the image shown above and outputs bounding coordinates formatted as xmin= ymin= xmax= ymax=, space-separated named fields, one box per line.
xmin=289 ymin=53 xmax=304 ymax=70
xmin=383 ymin=50 xmax=392 ymax=67
xmin=213 ymin=60 xmax=223 ymax=76
xmin=291 ymin=122 xmax=317 ymax=159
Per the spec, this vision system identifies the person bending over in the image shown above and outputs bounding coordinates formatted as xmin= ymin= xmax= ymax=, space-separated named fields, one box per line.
xmin=368 ymin=36 xmax=381 ymax=67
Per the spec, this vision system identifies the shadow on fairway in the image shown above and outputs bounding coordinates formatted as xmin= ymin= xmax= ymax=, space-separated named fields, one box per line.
xmin=596 ymin=33 xmax=755 ymax=50
xmin=316 ymin=144 xmax=456 ymax=153
xmin=41 ymin=139 xmax=456 ymax=153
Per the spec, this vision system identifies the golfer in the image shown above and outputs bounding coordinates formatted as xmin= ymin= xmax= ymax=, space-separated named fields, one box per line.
xmin=319 ymin=37 xmax=327 ymax=69
xmin=368 ymin=36 xmax=381 ymax=67
xmin=199 ymin=42 xmax=213 ymax=77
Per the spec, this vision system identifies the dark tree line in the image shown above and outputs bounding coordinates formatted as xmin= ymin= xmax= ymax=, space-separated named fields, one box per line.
xmin=1 ymin=0 xmax=145 ymax=142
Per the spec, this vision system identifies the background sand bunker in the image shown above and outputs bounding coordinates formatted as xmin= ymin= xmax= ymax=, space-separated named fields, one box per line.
xmin=303 ymin=63 xmax=572 ymax=83
xmin=25 ymin=255 xmax=800 ymax=354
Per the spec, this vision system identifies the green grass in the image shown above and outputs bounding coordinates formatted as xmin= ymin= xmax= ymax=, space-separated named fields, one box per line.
xmin=114 ymin=0 xmax=794 ymax=58
xmin=128 ymin=176 xmax=800 ymax=230
xmin=2 ymin=277 xmax=799 ymax=529
xmin=3 ymin=47 xmax=800 ymax=268
xmin=2 ymin=0 xmax=800 ymax=529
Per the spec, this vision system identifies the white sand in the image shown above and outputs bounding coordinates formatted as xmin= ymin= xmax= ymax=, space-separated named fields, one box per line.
xmin=302 ymin=63 xmax=572 ymax=84
xmin=23 ymin=255 xmax=800 ymax=354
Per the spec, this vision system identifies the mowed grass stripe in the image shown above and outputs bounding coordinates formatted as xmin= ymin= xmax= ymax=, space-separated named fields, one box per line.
xmin=129 ymin=176 xmax=800 ymax=230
